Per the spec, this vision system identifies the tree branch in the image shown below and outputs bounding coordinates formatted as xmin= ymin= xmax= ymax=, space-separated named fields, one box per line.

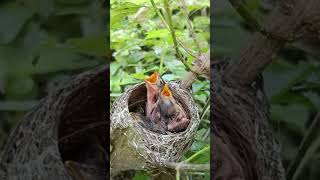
xmin=224 ymin=0 xmax=320 ymax=85
xmin=165 ymin=162 xmax=210 ymax=172
xmin=228 ymin=0 xmax=264 ymax=33
xmin=180 ymin=51 xmax=209 ymax=89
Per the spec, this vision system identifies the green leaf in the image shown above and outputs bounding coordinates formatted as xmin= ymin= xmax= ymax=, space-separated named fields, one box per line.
xmin=293 ymin=81 xmax=320 ymax=92
xmin=195 ymin=129 xmax=207 ymax=140
xmin=5 ymin=75 xmax=37 ymax=100
xmin=133 ymin=170 xmax=151 ymax=180
xmin=186 ymin=146 xmax=210 ymax=164
xmin=0 ymin=3 xmax=34 ymax=44
xmin=246 ymin=0 xmax=260 ymax=10
xmin=192 ymin=82 xmax=205 ymax=93
xmin=162 ymin=74 xmax=178 ymax=81
xmin=111 ymin=76 xmax=121 ymax=92
xmin=195 ymin=94 xmax=207 ymax=104
xmin=191 ymin=140 xmax=207 ymax=151
xmin=66 ymin=33 xmax=107 ymax=56
xmin=131 ymin=71 xmax=146 ymax=80
xmin=32 ymin=47 xmax=99 ymax=74
xmin=111 ymin=2 xmax=141 ymax=28
xmin=193 ymin=16 xmax=210 ymax=30
xmin=120 ymin=76 xmax=138 ymax=85
xmin=270 ymin=104 xmax=309 ymax=133
xmin=271 ymin=91 xmax=315 ymax=109
xmin=111 ymin=62 xmax=120 ymax=76
xmin=146 ymin=29 xmax=170 ymax=39
xmin=264 ymin=60 xmax=316 ymax=98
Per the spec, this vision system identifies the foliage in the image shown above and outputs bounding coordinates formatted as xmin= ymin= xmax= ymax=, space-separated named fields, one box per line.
xmin=0 ymin=0 xmax=106 ymax=148
xmin=214 ymin=0 xmax=320 ymax=179
xmin=111 ymin=0 xmax=210 ymax=179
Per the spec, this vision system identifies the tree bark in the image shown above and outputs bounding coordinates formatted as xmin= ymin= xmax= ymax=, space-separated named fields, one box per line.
xmin=212 ymin=0 xmax=320 ymax=180
xmin=225 ymin=0 xmax=320 ymax=85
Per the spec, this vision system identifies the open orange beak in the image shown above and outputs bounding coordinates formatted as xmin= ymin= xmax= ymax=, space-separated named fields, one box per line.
xmin=161 ymin=84 xmax=172 ymax=97
xmin=144 ymin=71 xmax=159 ymax=84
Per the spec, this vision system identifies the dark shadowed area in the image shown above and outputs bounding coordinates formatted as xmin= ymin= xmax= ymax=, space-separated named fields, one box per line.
xmin=212 ymin=0 xmax=320 ymax=179
xmin=0 ymin=0 xmax=107 ymax=148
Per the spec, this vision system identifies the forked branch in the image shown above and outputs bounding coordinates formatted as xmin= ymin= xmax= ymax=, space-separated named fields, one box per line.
xmin=225 ymin=0 xmax=320 ymax=85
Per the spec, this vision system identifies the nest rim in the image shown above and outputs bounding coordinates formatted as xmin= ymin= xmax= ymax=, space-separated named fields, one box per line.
xmin=127 ymin=82 xmax=194 ymax=136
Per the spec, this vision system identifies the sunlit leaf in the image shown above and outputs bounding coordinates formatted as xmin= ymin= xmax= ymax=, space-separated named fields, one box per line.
xmin=111 ymin=2 xmax=141 ymax=27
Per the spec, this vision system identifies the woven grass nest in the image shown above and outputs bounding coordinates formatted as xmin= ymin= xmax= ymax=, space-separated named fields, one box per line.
xmin=110 ymin=81 xmax=200 ymax=175
xmin=0 ymin=66 xmax=108 ymax=180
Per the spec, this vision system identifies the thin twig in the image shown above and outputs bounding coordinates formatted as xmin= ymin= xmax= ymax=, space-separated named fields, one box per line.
xmin=166 ymin=146 xmax=210 ymax=179
xmin=287 ymin=112 xmax=320 ymax=180
xmin=165 ymin=162 xmax=210 ymax=172
xmin=185 ymin=146 xmax=210 ymax=162
xmin=150 ymin=0 xmax=200 ymax=73
xmin=177 ymin=38 xmax=198 ymax=58
xmin=228 ymin=0 xmax=265 ymax=34
xmin=200 ymin=98 xmax=210 ymax=121
xmin=150 ymin=0 xmax=170 ymax=29
xmin=180 ymin=0 xmax=201 ymax=54
xmin=291 ymin=138 xmax=320 ymax=180
xmin=150 ymin=0 xmax=197 ymax=58
xmin=159 ymin=53 xmax=165 ymax=74
xmin=202 ymin=129 xmax=210 ymax=142
xmin=176 ymin=168 xmax=181 ymax=180
xmin=163 ymin=0 xmax=192 ymax=71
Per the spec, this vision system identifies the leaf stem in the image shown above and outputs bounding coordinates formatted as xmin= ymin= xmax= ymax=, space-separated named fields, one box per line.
xmin=200 ymin=97 xmax=210 ymax=121
xmin=180 ymin=0 xmax=201 ymax=54
xmin=228 ymin=0 xmax=264 ymax=33
xmin=150 ymin=0 xmax=194 ymax=71
xmin=159 ymin=52 xmax=165 ymax=74
xmin=163 ymin=0 xmax=192 ymax=71
xmin=185 ymin=146 xmax=210 ymax=163
xmin=287 ymin=112 xmax=320 ymax=180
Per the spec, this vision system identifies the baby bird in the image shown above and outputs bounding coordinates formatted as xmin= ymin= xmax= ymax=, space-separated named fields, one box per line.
xmin=157 ymin=84 xmax=190 ymax=133
xmin=144 ymin=71 xmax=166 ymax=133
xmin=144 ymin=71 xmax=164 ymax=119
xmin=144 ymin=72 xmax=189 ymax=134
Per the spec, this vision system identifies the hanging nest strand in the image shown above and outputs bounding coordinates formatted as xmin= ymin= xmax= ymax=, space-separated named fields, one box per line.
xmin=0 ymin=66 xmax=108 ymax=180
xmin=110 ymin=81 xmax=200 ymax=176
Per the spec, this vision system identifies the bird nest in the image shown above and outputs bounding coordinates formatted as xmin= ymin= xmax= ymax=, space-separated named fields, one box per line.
xmin=110 ymin=81 xmax=200 ymax=168
xmin=0 ymin=66 xmax=108 ymax=180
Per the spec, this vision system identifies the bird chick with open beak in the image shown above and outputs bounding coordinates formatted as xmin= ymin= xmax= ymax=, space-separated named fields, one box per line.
xmin=144 ymin=71 xmax=166 ymax=133
xmin=144 ymin=71 xmax=164 ymax=120
xmin=158 ymin=84 xmax=190 ymax=133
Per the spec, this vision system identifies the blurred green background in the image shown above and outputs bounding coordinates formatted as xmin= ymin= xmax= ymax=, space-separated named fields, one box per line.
xmin=213 ymin=0 xmax=320 ymax=179
xmin=111 ymin=0 xmax=210 ymax=179
xmin=0 ymin=0 xmax=107 ymax=148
